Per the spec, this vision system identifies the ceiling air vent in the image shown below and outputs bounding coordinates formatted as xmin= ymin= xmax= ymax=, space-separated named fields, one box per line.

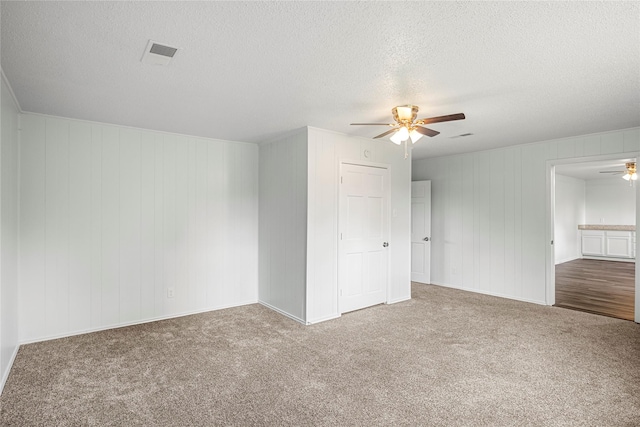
xmin=141 ymin=40 xmax=179 ymax=66
xmin=450 ymin=133 xmax=474 ymax=139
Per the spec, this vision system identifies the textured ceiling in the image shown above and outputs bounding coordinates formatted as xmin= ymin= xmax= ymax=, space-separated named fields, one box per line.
xmin=1 ymin=1 xmax=639 ymax=159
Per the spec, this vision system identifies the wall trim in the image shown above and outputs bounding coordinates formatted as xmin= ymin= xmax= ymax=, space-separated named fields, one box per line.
xmin=19 ymin=111 xmax=256 ymax=148
xmin=430 ymin=281 xmax=547 ymax=306
xmin=258 ymin=127 xmax=307 ymax=146
xmin=581 ymin=256 xmax=635 ymax=263
xmin=555 ymin=255 xmax=582 ymax=265
xmin=1 ymin=68 xmax=23 ymax=113
xmin=19 ymin=300 xmax=258 ymax=346
xmin=0 ymin=344 xmax=20 ymax=396
xmin=1 ymin=68 xmax=22 ymax=397
xmin=387 ymin=295 xmax=411 ymax=305
xmin=305 ymin=313 xmax=341 ymax=325
xmin=421 ymin=126 xmax=640 ymax=162
xmin=259 ymin=301 xmax=306 ymax=325
xmin=307 ymin=125 xmax=375 ymax=143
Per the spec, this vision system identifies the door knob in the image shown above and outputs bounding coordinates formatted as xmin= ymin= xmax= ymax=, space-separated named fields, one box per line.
xmin=423 ymin=237 xmax=430 ymax=241
xmin=383 ymin=242 xmax=389 ymax=247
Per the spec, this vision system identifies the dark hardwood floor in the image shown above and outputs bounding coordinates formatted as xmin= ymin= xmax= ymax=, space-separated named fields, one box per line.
xmin=555 ymin=259 xmax=635 ymax=321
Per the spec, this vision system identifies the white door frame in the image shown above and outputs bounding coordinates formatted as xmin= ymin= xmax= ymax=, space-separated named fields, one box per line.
xmin=545 ymin=152 xmax=640 ymax=323
xmin=337 ymin=159 xmax=392 ymax=314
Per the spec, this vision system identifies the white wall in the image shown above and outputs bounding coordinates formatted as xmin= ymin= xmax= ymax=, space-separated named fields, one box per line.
xmin=258 ymin=129 xmax=308 ymax=322
xmin=0 ymin=76 xmax=20 ymax=392
xmin=19 ymin=113 xmax=259 ymax=343
xmin=258 ymin=127 xmax=412 ymax=325
xmin=412 ymin=127 xmax=640 ymax=305
xmin=585 ymin=178 xmax=636 ymax=225
xmin=306 ymin=128 xmax=411 ymax=323
xmin=554 ymin=174 xmax=585 ymax=264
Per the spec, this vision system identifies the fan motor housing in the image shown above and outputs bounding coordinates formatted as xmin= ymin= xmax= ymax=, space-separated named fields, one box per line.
xmin=392 ymin=105 xmax=419 ymax=124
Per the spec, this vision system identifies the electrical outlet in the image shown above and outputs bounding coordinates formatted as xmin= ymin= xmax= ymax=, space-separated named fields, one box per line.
xmin=167 ymin=287 xmax=175 ymax=298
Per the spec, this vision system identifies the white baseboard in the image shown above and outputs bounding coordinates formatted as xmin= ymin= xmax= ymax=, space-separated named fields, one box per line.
xmin=387 ymin=295 xmax=411 ymax=305
xmin=581 ymin=256 xmax=635 ymax=263
xmin=429 ymin=281 xmax=546 ymax=306
xmin=19 ymin=299 xmax=258 ymax=345
xmin=304 ymin=296 xmax=411 ymax=324
xmin=555 ymin=255 xmax=581 ymax=265
xmin=305 ymin=313 xmax=341 ymax=325
xmin=258 ymin=301 xmax=306 ymax=325
xmin=0 ymin=344 xmax=20 ymax=396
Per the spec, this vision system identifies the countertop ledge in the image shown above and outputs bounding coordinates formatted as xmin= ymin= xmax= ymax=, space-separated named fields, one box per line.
xmin=578 ymin=225 xmax=636 ymax=231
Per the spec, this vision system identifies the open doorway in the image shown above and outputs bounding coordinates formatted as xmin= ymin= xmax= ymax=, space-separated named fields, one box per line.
xmin=553 ymin=158 xmax=636 ymax=321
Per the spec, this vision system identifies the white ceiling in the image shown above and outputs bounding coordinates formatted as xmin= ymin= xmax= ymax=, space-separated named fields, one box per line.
xmin=1 ymin=1 xmax=639 ymax=160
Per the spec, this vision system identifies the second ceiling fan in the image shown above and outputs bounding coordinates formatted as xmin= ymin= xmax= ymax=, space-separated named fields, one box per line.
xmin=600 ymin=162 xmax=637 ymax=184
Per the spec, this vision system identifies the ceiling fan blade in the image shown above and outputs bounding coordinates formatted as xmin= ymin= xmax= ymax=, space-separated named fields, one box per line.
xmin=414 ymin=126 xmax=440 ymax=137
xmin=416 ymin=113 xmax=466 ymax=125
xmin=351 ymin=123 xmax=394 ymax=126
xmin=599 ymin=171 xmax=624 ymax=174
xmin=373 ymin=128 xmax=399 ymax=139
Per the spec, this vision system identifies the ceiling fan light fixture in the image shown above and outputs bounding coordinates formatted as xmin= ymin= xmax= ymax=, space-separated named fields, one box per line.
xmin=409 ymin=129 xmax=423 ymax=144
xmin=622 ymin=162 xmax=637 ymax=181
xmin=350 ymin=105 xmax=465 ymax=158
xmin=396 ymin=106 xmax=414 ymax=121
xmin=390 ymin=132 xmax=403 ymax=145
xmin=393 ymin=105 xmax=418 ymax=123
xmin=390 ymin=126 xmax=410 ymax=144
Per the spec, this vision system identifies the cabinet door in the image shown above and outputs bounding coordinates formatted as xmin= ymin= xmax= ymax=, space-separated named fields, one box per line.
xmin=605 ymin=231 xmax=632 ymax=258
xmin=581 ymin=231 xmax=605 ymax=256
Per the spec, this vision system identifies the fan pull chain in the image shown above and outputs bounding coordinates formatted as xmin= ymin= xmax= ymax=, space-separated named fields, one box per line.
xmin=404 ymin=139 xmax=409 ymax=159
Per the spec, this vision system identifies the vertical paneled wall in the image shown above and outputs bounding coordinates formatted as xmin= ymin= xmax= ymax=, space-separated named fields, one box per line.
xmin=19 ymin=114 xmax=259 ymax=343
xmin=412 ymin=127 xmax=640 ymax=305
xmin=0 ymin=77 xmax=20 ymax=392
xmin=306 ymin=128 xmax=411 ymax=323
xmin=258 ymin=129 xmax=308 ymax=322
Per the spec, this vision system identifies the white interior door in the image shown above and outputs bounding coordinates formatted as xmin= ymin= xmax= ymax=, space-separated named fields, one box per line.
xmin=411 ymin=181 xmax=431 ymax=284
xmin=339 ymin=163 xmax=389 ymax=313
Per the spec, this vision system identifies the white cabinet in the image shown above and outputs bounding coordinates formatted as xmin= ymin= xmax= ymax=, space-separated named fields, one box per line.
xmin=581 ymin=230 xmax=635 ymax=259
xmin=581 ymin=230 xmax=605 ymax=256
xmin=606 ymin=231 xmax=634 ymax=258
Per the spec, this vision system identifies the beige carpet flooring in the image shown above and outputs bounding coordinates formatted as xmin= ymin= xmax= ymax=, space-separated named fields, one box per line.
xmin=1 ymin=283 xmax=639 ymax=426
